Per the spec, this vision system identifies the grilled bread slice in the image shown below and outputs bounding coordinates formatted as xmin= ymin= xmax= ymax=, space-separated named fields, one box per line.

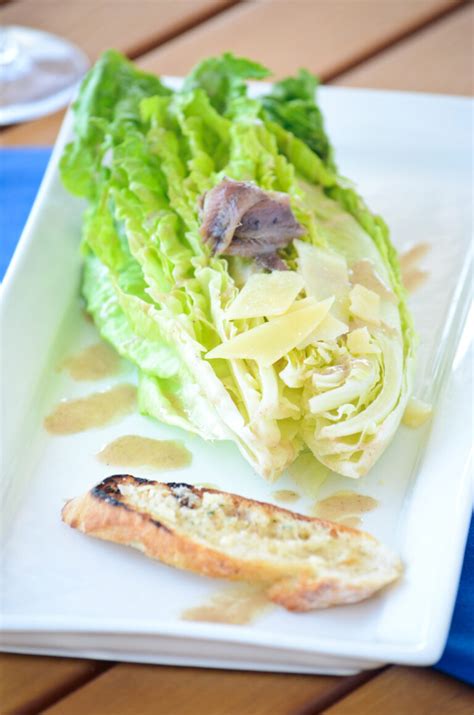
xmin=62 ymin=475 xmax=402 ymax=611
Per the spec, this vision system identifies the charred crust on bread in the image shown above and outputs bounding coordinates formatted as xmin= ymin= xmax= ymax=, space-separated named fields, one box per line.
xmin=92 ymin=474 xmax=134 ymax=508
xmin=149 ymin=518 xmax=171 ymax=532
xmin=91 ymin=475 xmax=172 ymax=531
xmin=94 ymin=474 xmax=150 ymax=494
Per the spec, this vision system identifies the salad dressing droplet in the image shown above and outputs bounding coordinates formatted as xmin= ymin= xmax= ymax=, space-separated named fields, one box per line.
xmin=273 ymin=489 xmax=300 ymax=504
xmin=403 ymin=269 xmax=429 ymax=293
xmin=61 ymin=342 xmax=120 ymax=381
xmin=97 ymin=435 xmax=191 ymax=470
xmin=338 ymin=516 xmax=362 ymax=529
xmin=44 ymin=384 xmax=136 ymax=434
xmin=399 ymin=242 xmax=430 ymax=271
xmin=182 ymin=584 xmax=271 ymax=625
xmin=400 ymin=242 xmax=430 ymax=293
xmin=312 ymin=491 xmax=378 ymax=523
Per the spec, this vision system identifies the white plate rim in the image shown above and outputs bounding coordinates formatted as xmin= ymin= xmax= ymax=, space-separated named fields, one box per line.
xmin=1 ymin=83 xmax=473 ymax=668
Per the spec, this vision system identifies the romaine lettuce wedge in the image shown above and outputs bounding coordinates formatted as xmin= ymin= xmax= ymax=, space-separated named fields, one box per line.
xmin=61 ymin=51 xmax=415 ymax=481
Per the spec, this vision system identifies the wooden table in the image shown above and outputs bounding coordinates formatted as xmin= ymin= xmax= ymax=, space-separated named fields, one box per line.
xmin=1 ymin=1 xmax=472 ymax=713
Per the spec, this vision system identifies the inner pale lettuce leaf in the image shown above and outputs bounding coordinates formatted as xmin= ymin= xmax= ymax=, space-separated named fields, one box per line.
xmin=61 ymin=50 xmax=415 ymax=480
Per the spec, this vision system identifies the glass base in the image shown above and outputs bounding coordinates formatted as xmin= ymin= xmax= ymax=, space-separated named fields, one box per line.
xmin=0 ymin=26 xmax=89 ymax=126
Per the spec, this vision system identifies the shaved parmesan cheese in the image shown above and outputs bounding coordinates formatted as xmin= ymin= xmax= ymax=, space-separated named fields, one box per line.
xmin=298 ymin=313 xmax=348 ymax=348
xmin=349 ymin=284 xmax=380 ymax=325
xmin=295 ymin=240 xmax=350 ymax=321
xmin=225 ymin=271 xmax=304 ymax=320
xmin=402 ymin=397 xmax=432 ymax=427
xmin=347 ymin=327 xmax=380 ymax=355
xmin=207 ymin=299 xmax=333 ymax=367
xmin=279 ymin=296 xmax=321 ymax=314
xmin=350 ymin=259 xmax=396 ymax=302
xmin=268 ymin=296 xmax=331 ymax=320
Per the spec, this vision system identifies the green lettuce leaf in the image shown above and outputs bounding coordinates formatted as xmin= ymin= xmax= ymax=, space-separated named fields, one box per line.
xmin=60 ymin=49 xmax=171 ymax=200
xmin=183 ymin=52 xmax=270 ymax=114
xmin=262 ymin=69 xmax=334 ymax=168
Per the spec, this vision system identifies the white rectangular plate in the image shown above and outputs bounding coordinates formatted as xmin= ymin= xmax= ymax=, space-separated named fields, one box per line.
xmin=1 ymin=83 xmax=472 ymax=674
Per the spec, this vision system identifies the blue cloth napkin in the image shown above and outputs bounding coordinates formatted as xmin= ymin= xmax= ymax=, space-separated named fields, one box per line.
xmin=436 ymin=527 xmax=473 ymax=685
xmin=0 ymin=148 xmax=53 ymax=278
xmin=1 ymin=147 xmax=472 ymax=685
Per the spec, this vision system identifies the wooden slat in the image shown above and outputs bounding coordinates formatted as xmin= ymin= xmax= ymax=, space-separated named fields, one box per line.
xmin=41 ymin=663 xmax=372 ymax=715
xmin=136 ymin=0 xmax=463 ymax=79
xmin=0 ymin=653 xmax=110 ymax=715
xmin=334 ymin=4 xmax=473 ymax=96
xmin=0 ymin=110 xmax=65 ymax=146
xmin=0 ymin=0 xmax=463 ymax=146
xmin=0 ymin=0 xmax=234 ymax=61
xmin=322 ymin=666 xmax=474 ymax=714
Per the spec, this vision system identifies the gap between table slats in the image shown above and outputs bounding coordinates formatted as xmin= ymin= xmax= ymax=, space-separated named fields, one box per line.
xmin=37 ymin=663 xmax=381 ymax=715
xmin=321 ymin=666 xmax=474 ymax=715
xmin=0 ymin=653 xmax=113 ymax=715
xmin=323 ymin=0 xmax=469 ymax=82
xmin=333 ymin=2 xmax=473 ymax=96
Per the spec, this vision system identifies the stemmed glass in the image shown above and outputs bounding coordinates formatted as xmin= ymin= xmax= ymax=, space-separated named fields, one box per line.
xmin=0 ymin=25 xmax=89 ymax=125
